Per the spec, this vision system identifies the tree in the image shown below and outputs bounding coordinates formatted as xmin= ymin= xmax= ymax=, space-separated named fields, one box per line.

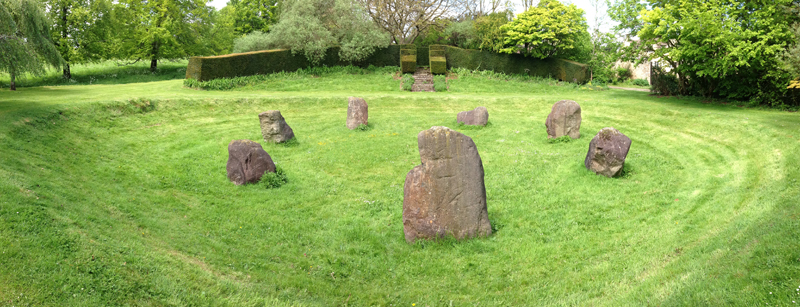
xmin=0 ymin=0 xmax=64 ymax=90
xmin=116 ymin=0 xmax=216 ymax=72
xmin=359 ymin=0 xmax=451 ymax=44
xmin=43 ymin=0 xmax=117 ymax=79
xmin=634 ymin=0 xmax=796 ymax=103
xmin=473 ymin=11 xmax=511 ymax=52
xmin=233 ymin=0 xmax=390 ymax=64
xmin=499 ymin=0 xmax=588 ymax=59
xmin=228 ymin=0 xmax=280 ymax=35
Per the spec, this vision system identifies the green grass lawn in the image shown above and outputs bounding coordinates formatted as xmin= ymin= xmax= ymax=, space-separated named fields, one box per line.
xmin=1 ymin=68 xmax=799 ymax=306
xmin=0 ymin=60 xmax=189 ymax=89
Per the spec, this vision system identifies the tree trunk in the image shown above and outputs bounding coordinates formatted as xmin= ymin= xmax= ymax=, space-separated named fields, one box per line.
xmin=10 ymin=70 xmax=16 ymax=91
xmin=150 ymin=40 xmax=159 ymax=72
xmin=63 ymin=63 xmax=71 ymax=80
xmin=61 ymin=6 xmax=71 ymax=79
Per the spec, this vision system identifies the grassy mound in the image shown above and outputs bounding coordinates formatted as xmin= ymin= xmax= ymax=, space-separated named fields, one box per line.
xmin=1 ymin=72 xmax=799 ymax=306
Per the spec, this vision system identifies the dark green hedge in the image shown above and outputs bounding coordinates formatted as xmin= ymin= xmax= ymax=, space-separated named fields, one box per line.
xmin=442 ymin=46 xmax=588 ymax=83
xmin=416 ymin=47 xmax=429 ymax=66
xmin=186 ymin=45 xmax=402 ymax=81
xmin=187 ymin=44 xmax=588 ymax=83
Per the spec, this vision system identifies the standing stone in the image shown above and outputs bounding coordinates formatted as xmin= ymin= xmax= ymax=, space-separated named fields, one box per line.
xmin=226 ymin=140 xmax=276 ymax=185
xmin=545 ymin=100 xmax=582 ymax=139
xmin=456 ymin=106 xmax=489 ymax=126
xmin=259 ymin=110 xmax=295 ymax=143
xmin=584 ymin=127 xmax=632 ymax=177
xmin=403 ymin=126 xmax=492 ymax=243
xmin=346 ymin=97 xmax=368 ymax=129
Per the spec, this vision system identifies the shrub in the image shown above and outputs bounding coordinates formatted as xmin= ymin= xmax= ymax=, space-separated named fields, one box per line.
xmin=401 ymin=73 xmax=414 ymax=91
xmin=262 ymin=166 xmax=288 ymax=189
xmin=615 ymin=67 xmax=632 ymax=82
xmin=433 ymin=75 xmax=447 ymax=92
xmin=632 ymin=78 xmax=649 ymax=86
xmin=233 ymin=31 xmax=273 ymax=53
xmin=651 ymin=72 xmax=680 ymax=96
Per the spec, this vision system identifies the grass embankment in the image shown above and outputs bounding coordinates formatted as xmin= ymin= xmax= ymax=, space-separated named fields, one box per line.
xmin=1 ymin=68 xmax=799 ymax=306
xmin=0 ymin=60 xmax=189 ymax=88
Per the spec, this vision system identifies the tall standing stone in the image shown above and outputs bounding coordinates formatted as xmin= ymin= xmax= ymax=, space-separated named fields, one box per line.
xmin=584 ymin=127 xmax=632 ymax=177
xmin=545 ymin=100 xmax=582 ymax=139
xmin=226 ymin=139 xmax=276 ymax=185
xmin=346 ymin=97 xmax=368 ymax=129
xmin=259 ymin=110 xmax=295 ymax=143
xmin=403 ymin=126 xmax=492 ymax=243
xmin=457 ymin=106 xmax=489 ymax=126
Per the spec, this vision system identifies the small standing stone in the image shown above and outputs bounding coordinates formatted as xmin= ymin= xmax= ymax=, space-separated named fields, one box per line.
xmin=226 ymin=140 xmax=276 ymax=185
xmin=584 ymin=127 xmax=631 ymax=177
xmin=456 ymin=106 xmax=489 ymax=126
xmin=346 ymin=97 xmax=368 ymax=129
xmin=403 ymin=126 xmax=492 ymax=243
xmin=545 ymin=100 xmax=582 ymax=139
xmin=259 ymin=110 xmax=295 ymax=143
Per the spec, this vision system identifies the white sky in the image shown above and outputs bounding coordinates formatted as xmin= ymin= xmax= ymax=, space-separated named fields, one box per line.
xmin=207 ymin=0 xmax=616 ymax=32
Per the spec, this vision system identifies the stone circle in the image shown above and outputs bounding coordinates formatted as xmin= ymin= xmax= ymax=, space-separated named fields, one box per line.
xmin=226 ymin=139 xmax=276 ymax=185
xmin=403 ymin=126 xmax=492 ymax=243
xmin=584 ymin=127 xmax=631 ymax=177
xmin=545 ymin=100 xmax=582 ymax=139
xmin=457 ymin=106 xmax=489 ymax=126
xmin=259 ymin=110 xmax=295 ymax=143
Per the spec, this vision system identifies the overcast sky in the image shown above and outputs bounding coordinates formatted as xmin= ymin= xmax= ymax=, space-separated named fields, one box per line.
xmin=206 ymin=0 xmax=617 ymax=32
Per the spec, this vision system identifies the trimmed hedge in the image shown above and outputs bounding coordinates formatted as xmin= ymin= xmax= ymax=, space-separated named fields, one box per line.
xmin=442 ymin=46 xmax=588 ymax=83
xmin=400 ymin=47 xmax=417 ymax=73
xmin=430 ymin=46 xmax=447 ymax=75
xmin=187 ymin=44 xmax=588 ymax=83
xmin=186 ymin=45 xmax=402 ymax=81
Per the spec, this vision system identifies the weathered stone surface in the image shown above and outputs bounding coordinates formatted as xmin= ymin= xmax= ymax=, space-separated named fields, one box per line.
xmin=346 ymin=97 xmax=368 ymax=129
xmin=456 ymin=107 xmax=489 ymax=126
xmin=226 ymin=140 xmax=276 ymax=185
xmin=259 ymin=110 xmax=295 ymax=143
xmin=403 ymin=126 xmax=492 ymax=243
xmin=584 ymin=127 xmax=632 ymax=177
xmin=545 ymin=100 xmax=582 ymax=139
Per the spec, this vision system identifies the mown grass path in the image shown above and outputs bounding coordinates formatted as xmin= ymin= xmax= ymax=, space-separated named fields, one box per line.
xmin=1 ymin=76 xmax=799 ymax=306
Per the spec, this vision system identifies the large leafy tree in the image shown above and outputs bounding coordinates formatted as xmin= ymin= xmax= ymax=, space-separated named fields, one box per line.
xmin=632 ymin=0 xmax=796 ymax=103
xmin=499 ymin=0 xmax=588 ymax=59
xmin=0 ymin=0 xmax=64 ymax=90
xmin=473 ymin=11 xmax=511 ymax=52
xmin=116 ymin=0 xmax=216 ymax=72
xmin=43 ymin=0 xmax=117 ymax=79
xmin=234 ymin=0 xmax=389 ymax=64
xmin=228 ymin=0 xmax=280 ymax=35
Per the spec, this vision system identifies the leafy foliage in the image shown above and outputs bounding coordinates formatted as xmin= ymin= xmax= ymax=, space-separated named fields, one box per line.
xmin=631 ymin=78 xmax=649 ymax=87
xmin=42 ymin=0 xmax=116 ymax=79
xmin=499 ymin=0 xmax=588 ymax=59
xmin=473 ymin=11 xmax=511 ymax=52
xmin=401 ymin=73 xmax=414 ymax=91
xmin=444 ymin=20 xmax=477 ymax=49
xmin=115 ymin=0 xmax=216 ymax=71
xmin=433 ymin=75 xmax=447 ymax=91
xmin=233 ymin=0 xmax=389 ymax=64
xmin=0 ymin=0 xmax=64 ymax=90
xmin=228 ymin=0 xmax=280 ymax=35
xmin=261 ymin=166 xmax=288 ymax=189
xmin=615 ymin=0 xmax=798 ymax=106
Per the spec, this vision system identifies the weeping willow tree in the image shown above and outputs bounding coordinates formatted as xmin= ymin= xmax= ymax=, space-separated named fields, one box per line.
xmin=0 ymin=0 xmax=64 ymax=90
